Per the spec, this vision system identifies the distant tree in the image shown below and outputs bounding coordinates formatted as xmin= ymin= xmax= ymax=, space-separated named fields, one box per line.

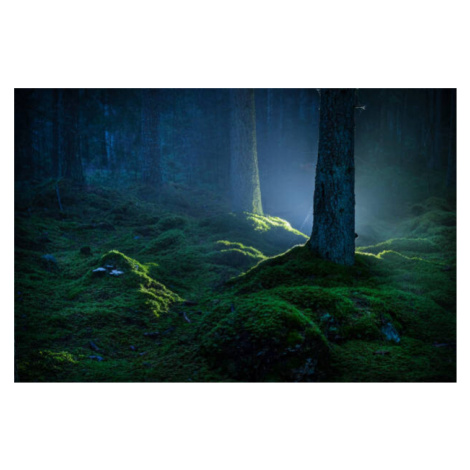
xmin=309 ymin=89 xmax=356 ymax=266
xmin=51 ymin=89 xmax=61 ymax=178
xmin=14 ymin=89 xmax=34 ymax=180
xmin=230 ymin=89 xmax=263 ymax=215
xmin=140 ymin=89 xmax=162 ymax=189
xmin=61 ymin=89 xmax=85 ymax=184
xmin=446 ymin=89 xmax=456 ymax=188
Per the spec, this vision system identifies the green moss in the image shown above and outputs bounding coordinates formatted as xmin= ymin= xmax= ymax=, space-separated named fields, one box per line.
xmin=141 ymin=229 xmax=186 ymax=253
xmin=15 ymin=182 xmax=455 ymax=382
xmin=157 ymin=214 xmax=189 ymax=231
xmin=357 ymin=237 xmax=438 ymax=255
xmin=200 ymin=294 xmax=329 ymax=381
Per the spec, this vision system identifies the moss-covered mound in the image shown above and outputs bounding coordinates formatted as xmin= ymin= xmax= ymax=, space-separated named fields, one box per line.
xmin=14 ymin=183 xmax=455 ymax=382
xmin=199 ymin=294 xmax=329 ymax=381
xmin=14 ymin=182 xmax=310 ymax=382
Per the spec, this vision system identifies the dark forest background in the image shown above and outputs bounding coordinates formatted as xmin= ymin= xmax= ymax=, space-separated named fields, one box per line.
xmin=15 ymin=89 xmax=456 ymax=234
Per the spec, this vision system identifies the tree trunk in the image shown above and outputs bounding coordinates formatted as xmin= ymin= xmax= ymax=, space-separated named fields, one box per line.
xmin=51 ymin=89 xmax=60 ymax=178
xmin=14 ymin=89 xmax=34 ymax=180
xmin=61 ymin=89 xmax=84 ymax=184
xmin=141 ymin=89 xmax=162 ymax=189
xmin=230 ymin=89 xmax=263 ymax=215
xmin=446 ymin=89 xmax=456 ymax=189
xmin=308 ymin=89 xmax=356 ymax=266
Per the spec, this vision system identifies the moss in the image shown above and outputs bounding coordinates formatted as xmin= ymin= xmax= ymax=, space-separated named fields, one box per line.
xmin=200 ymin=294 xmax=329 ymax=381
xmin=141 ymin=229 xmax=186 ymax=253
xmin=157 ymin=215 xmax=189 ymax=231
xmin=15 ymin=182 xmax=455 ymax=382
xmin=208 ymin=241 xmax=266 ymax=269
xmin=357 ymin=237 xmax=439 ymax=255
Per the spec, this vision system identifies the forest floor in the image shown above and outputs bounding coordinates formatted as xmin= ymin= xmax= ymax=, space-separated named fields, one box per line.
xmin=14 ymin=180 xmax=456 ymax=382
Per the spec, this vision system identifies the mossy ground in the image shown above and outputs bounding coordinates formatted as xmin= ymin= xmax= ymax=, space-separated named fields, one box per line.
xmin=15 ymin=180 xmax=456 ymax=381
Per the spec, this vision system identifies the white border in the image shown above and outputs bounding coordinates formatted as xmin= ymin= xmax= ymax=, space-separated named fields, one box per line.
xmin=2 ymin=2 xmax=468 ymax=469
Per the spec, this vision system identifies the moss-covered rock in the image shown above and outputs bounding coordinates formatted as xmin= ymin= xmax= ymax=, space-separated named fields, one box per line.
xmin=200 ymin=294 xmax=330 ymax=381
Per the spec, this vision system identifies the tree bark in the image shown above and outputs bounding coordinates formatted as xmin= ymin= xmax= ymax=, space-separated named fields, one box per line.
xmin=230 ymin=89 xmax=263 ymax=215
xmin=308 ymin=89 xmax=356 ymax=266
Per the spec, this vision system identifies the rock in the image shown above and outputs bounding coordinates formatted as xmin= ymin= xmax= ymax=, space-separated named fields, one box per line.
xmin=80 ymin=246 xmax=92 ymax=256
xmin=104 ymin=264 xmax=115 ymax=270
xmin=89 ymin=340 xmax=100 ymax=351
xmin=374 ymin=349 xmax=391 ymax=355
xmin=42 ymin=254 xmax=58 ymax=271
xmin=381 ymin=322 xmax=401 ymax=343
xmin=92 ymin=267 xmax=107 ymax=277
xmin=144 ymin=331 xmax=160 ymax=338
xmin=109 ymin=269 xmax=124 ymax=276
xmin=89 ymin=355 xmax=103 ymax=361
xmin=129 ymin=345 xmax=136 ymax=351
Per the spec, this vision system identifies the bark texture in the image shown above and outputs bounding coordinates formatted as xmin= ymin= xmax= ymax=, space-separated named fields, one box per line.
xmin=230 ymin=89 xmax=263 ymax=215
xmin=309 ymin=89 xmax=356 ymax=266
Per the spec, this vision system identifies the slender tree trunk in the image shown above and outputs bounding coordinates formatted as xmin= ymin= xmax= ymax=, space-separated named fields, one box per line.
xmin=230 ymin=89 xmax=263 ymax=215
xmin=14 ymin=89 xmax=34 ymax=180
xmin=430 ymin=89 xmax=443 ymax=170
xmin=51 ymin=89 xmax=60 ymax=178
xmin=308 ymin=89 xmax=356 ymax=266
xmin=141 ymin=89 xmax=162 ymax=189
xmin=446 ymin=89 xmax=456 ymax=188
xmin=61 ymin=89 xmax=84 ymax=184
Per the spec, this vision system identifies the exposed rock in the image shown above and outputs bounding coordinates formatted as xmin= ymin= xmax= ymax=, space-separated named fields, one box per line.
xmin=109 ymin=269 xmax=124 ymax=276
xmin=92 ymin=267 xmax=107 ymax=277
xmin=381 ymin=322 xmax=401 ymax=343
xmin=89 ymin=355 xmax=103 ymax=361
xmin=42 ymin=254 xmax=58 ymax=271
xmin=89 ymin=340 xmax=100 ymax=351
xmin=374 ymin=349 xmax=391 ymax=355
xmin=144 ymin=331 xmax=160 ymax=338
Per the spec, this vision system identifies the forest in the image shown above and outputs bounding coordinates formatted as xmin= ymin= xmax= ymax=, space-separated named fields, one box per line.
xmin=14 ymin=88 xmax=456 ymax=382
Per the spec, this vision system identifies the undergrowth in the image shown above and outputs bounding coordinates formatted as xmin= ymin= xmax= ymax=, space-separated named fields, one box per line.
xmin=14 ymin=180 xmax=456 ymax=382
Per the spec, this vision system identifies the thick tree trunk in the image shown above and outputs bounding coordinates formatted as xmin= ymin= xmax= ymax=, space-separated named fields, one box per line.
xmin=230 ymin=89 xmax=263 ymax=215
xmin=141 ymin=89 xmax=162 ymax=189
xmin=308 ymin=89 xmax=356 ymax=266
